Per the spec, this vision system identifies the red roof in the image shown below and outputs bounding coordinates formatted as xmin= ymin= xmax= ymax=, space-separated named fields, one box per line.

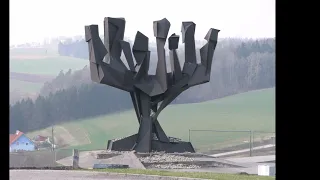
xmin=10 ymin=131 xmax=24 ymax=145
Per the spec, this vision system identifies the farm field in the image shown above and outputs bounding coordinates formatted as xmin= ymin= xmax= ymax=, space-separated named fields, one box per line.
xmin=10 ymin=56 xmax=88 ymax=76
xmin=10 ymin=79 xmax=43 ymax=94
xmin=27 ymin=88 xmax=275 ymax=152
xmin=10 ymin=48 xmax=88 ymax=102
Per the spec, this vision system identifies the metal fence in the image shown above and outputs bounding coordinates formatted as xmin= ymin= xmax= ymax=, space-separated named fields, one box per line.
xmin=188 ymin=129 xmax=275 ymax=157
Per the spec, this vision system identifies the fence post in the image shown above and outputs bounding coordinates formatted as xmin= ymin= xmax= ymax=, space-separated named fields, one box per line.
xmin=188 ymin=129 xmax=191 ymax=142
xmin=73 ymin=149 xmax=79 ymax=169
xmin=252 ymin=131 xmax=255 ymax=147
xmin=249 ymin=131 xmax=252 ymax=157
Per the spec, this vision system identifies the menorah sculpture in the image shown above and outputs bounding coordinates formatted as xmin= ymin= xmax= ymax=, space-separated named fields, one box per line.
xmin=85 ymin=17 xmax=219 ymax=153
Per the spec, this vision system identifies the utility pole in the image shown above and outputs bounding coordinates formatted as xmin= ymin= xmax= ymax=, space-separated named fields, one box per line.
xmin=51 ymin=126 xmax=56 ymax=162
xmin=51 ymin=126 xmax=55 ymax=151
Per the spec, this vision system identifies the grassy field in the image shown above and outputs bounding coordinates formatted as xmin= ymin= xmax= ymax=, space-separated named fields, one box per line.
xmin=27 ymin=88 xmax=275 ymax=152
xmin=10 ymin=56 xmax=88 ymax=76
xmin=10 ymin=79 xmax=43 ymax=94
xmin=10 ymin=79 xmax=44 ymax=104
xmin=10 ymin=47 xmax=88 ymax=76
xmin=90 ymin=169 xmax=275 ymax=180
xmin=9 ymin=48 xmax=89 ymax=101
xmin=10 ymin=47 xmax=58 ymax=56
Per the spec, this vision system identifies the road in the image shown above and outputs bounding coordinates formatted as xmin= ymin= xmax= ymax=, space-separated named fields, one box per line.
xmin=10 ymin=170 xmax=136 ymax=180
xmin=226 ymin=155 xmax=275 ymax=164
xmin=10 ymin=170 xmax=202 ymax=180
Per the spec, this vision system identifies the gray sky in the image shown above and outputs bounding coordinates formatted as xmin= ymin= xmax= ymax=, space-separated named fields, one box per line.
xmin=10 ymin=0 xmax=275 ymax=45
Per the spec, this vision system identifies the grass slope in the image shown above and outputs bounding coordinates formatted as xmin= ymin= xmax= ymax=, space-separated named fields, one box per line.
xmin=10 ymin=79 xmax=44 ymax=104
xmin=10 ymin=56 xmax=88 ymax=75
xmin=91 ymin=169 xmax=275 ymax=180
xmin=28 ymin=88 xmax=275 ymax=151
xmin=10 ymin=47 xmax=58 ymax=56
xmin=9 ymin=49 xmax=88 ymax=102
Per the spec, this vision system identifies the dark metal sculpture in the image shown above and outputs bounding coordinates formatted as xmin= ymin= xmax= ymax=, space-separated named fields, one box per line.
xmin=85 ymin=17 xmax=219 ymax=153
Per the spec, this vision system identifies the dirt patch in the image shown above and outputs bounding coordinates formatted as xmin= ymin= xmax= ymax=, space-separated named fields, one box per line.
xmin=10 ymin=72 xmax=55 ymax=83
xmin=56 ymin=126 xmax=90 ymax=147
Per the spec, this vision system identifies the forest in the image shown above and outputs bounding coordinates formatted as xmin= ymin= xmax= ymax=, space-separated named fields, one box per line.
xmin=10 ymin=38 xmax=275 ymax=133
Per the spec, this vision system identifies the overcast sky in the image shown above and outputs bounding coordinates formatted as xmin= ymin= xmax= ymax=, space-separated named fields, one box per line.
xmin=10 ymin=0 xmax=275 ymax=45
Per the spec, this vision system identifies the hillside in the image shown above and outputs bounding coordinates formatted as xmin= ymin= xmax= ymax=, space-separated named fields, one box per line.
xmin=9 ymin=48 xmax=89 ymax=103
xmin=27 ymin=88 xmax=275 ymax=152
xmin=10 ymin=79 xmax=43 ymax=94
xmin=10 ymin=38 xmax=275 ymax=107
xmin=10 ymin=55 xmax=88 ymax=75
xmin=10 ymin=38 xmax=275 ymax=134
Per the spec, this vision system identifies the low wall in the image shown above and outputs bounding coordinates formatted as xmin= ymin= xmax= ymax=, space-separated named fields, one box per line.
xmin=10 ymin=149 xmax=72 ymax=168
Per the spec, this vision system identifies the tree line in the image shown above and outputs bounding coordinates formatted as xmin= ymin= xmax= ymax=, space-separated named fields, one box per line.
xmin=10 ymin=83 xmax=132 ymax=133
xmin=58 ymin=39 xmax=89 ymax=59
xmin=58 ymin=36 xmax=132 ymax=59
xmin=10 ymin=38 xmax=275 ymax=134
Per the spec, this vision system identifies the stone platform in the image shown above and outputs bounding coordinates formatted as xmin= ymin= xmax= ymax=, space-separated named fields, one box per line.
xmin=58 ymin=150 xmax=250 ymax=171
xmin=96 ymin=151 xmax=245 ymax=170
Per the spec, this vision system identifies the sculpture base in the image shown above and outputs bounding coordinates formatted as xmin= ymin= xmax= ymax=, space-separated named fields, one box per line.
xmin=107 ymin=134 xmax=195 ymax=153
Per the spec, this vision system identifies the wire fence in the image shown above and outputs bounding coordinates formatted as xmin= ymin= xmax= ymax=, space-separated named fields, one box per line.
xmin=188 ymin=129 xmax=275 ymax=157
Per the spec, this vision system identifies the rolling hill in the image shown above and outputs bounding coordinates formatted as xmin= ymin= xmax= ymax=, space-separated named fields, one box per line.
xmin=10 ymin=48 xmax=89 ymax=103
xmin=10 ymin=56 xmax=88 ymax=76
xmin=10 ymin=79 xmax=43 ymax=94
xmin=27 ymin=88 xmax=275 ymax=152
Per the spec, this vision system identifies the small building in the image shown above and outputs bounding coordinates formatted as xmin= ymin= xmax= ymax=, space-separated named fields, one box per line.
xmin=32 ymin=135 xmax=52 ymax=150
xmin=10 ymin=130 xmax=35 ymax=152
xmin=33 ymin=135 xmax=49 ymax=143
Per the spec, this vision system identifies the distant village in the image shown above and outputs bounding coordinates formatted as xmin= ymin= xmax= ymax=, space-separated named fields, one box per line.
xmin=9 ymin=130 xmax=57 ymax=152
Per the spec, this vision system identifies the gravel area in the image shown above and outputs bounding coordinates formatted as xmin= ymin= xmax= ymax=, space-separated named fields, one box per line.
xmin=101 ymin=152 xmax=200 ymax=169
xmin=149 ymin=163 xmax=201 ymax=169
xmin=139 ymin=154 xmax=200 ymax=169
xmin=140 ymin=154 xmax=195 ymax=163
xmin=88 ymin=151 xmax=246 ymax=170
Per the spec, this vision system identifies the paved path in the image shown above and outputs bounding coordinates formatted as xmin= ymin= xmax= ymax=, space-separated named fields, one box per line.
xmin=10 ymin=170 xmax=127 ymax=180
xmin=210 ymin=144 xmax=275 ymax=157
xmin=226 ymin=155 xmax=275 ymax=164
xmin=57 ymin=151 xmax=104 ymax=168
xmin=10 ymin=170 xmax=205 ymax=180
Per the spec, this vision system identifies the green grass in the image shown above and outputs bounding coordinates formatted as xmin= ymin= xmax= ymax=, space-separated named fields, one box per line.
xmin=10 ymin=56 xmax=88 ymax=75
xmin=10 ymin=79 xmax=43 ymax=93
xmin=89 ymin=169 xmax=275 ymax=180
xmin=9 ymin=49 xmax=88 ymax=102
xmin=28 ymin=88 xmax=275 ymax=152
